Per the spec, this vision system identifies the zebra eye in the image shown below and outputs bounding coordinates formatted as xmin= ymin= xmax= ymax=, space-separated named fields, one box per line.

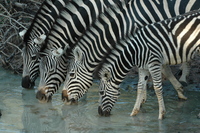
xmin=69 ymin=72 xmax=75 ymax=77
xmin=31 ymin=55 xmax=37 ymax=60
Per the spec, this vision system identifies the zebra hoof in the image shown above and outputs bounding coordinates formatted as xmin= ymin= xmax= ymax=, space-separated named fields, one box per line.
xmin=36 ymin=90 xmax=52 ymax=103
xmin=98 ymin=106 xmax=111 ymax=117
xmin=130 ymin=109 xmax=139 ymax=116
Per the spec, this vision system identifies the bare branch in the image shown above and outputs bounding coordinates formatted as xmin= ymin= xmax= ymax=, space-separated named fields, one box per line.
xmin=0 ymin=0 xmax=41 ymax=73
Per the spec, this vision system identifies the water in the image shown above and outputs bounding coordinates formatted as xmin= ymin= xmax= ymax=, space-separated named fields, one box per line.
xmin=0 ymin=67 xmax=200 ymax=133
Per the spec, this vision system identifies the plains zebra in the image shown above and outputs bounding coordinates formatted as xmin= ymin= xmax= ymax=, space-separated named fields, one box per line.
xmin=36 ymin=0 xmax=120 ymax=102
xmin=37 ymin=1 xmax=198 ymax=103
xmin=98 ymin=9 xmax=200 ymax=119
xmin=20 ymin=0 xmax=68 ymax=89
xmin=62 ymin=0 xmax=200 ymax=103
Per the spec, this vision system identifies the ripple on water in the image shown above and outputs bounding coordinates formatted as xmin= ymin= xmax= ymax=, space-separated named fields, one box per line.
xmin=0 ymin=68 xmax=200 ymax=132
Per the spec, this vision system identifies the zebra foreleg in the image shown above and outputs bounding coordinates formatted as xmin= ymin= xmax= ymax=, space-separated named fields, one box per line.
xmin=178 ymin=62 xmax=190 ymax=86
xmin=162 ymin=65 xmax=187 ymax=100
xmin=130 ymin=69 xmax=149 ymax=116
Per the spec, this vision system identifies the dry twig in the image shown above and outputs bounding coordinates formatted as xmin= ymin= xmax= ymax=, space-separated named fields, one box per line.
xmin=0 ymin=0 xmax=42 ymax=74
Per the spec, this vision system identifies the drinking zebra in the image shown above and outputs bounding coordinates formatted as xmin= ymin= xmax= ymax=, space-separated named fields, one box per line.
xmin=19 ymin=0 xmax=68 ymax=89
xmin=20 ymin=0 xmax=119 ymax=89
xmin=98 ymin=9 xmax=200 ymax=119
xmin=62 ymin=0 xmax=199 ymax=104
xmin=35 ymin=0 xmax=120 ymax=102
xmin=37 ymin=0 xmax=199 ymax=102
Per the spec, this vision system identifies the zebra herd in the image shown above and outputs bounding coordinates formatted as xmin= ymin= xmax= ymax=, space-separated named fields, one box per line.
xmin=19 ymin=0 xmax=200 ymax=119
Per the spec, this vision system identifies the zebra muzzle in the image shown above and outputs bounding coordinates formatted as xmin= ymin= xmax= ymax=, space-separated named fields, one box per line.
xmin=21 ymin=76 xmax=35 ymax=89
xmin=98 ymin=106 xmax=111 ymax=117
xmin=36 ymin=89 xmax=52 ymax=103
xmin=62 ymin=90 xmax=78 ymax=105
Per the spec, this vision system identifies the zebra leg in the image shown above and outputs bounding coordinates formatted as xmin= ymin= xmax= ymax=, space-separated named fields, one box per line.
xmin=162 ymin=65 xmax=187 ymax=100
xmin=130 ymin=69 xmax=149 ymax=116
xmin=149 ymin=63 xmax=166 ymax=120
xmin=178 ymin=62 xmax=190 ymax=86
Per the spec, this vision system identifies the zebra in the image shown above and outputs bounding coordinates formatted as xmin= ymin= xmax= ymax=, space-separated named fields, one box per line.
xmin=37 ymin=1 xmax=198 ymax=102
xmin=35 ymin=0 xmax=121 ymax=102
xmin=20 ymin=0 xmax=198 ymax=91
xmin=98 ymin=9 xmax=200 ymax=119
xmin=19 ymin=0 xmax=118 ymax=90
xmin=19 ymin=0 xmax=68 ymax=89
xmin=62 ymin=0 xmax=199 ymax=104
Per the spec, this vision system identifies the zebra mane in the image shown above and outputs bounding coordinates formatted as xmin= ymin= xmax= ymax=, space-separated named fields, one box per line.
xmin=98 ymin=37 xmax=129 ymax=79
xmin=98 ymin=46 xmax=122 ymax=80
xmin=161 ymin=9 xmax=200 ymax=27
xmin=93 ymin=3 xmax=133 ymax=78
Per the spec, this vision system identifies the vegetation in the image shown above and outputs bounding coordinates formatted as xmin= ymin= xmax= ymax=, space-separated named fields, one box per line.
xmin=0 ymin=0 xmax=42 ymax=74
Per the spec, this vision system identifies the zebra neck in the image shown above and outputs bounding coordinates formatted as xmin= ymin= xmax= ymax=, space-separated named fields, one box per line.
xmin=24 ymin=0 xmax=67 ymax=43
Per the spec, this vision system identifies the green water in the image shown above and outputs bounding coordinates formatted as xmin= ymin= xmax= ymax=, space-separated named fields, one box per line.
xmin=0 ymin=67 xmax=200 ymax=133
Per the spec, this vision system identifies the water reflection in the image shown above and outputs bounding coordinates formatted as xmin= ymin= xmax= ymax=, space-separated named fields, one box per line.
xmin=0 ymin=68 xmax=200 ymax=133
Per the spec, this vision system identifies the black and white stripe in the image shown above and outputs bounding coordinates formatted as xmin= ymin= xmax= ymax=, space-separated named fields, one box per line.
xmin=36 ymin=0 xmax=120 ymax=102
xmin=98 ymin=9 xmax=200 ymax=119
xmin=62 ymin=0 xmax=199 ymax=103
xmin=20 ymin=0 xmax=67 ymax=89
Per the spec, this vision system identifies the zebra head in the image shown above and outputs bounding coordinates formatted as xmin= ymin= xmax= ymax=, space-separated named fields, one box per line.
xmin=62 ymin=47 xmax=93 ymax=104
xmin=20 ymin=30 xmax=47 ymax=89
xmin=36 ymin=50 xmax=68 ymax=103
xmin=98 ymin=68 xmax=120 ymax=116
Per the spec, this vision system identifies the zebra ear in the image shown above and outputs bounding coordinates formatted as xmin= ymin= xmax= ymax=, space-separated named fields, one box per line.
xmin=73 ymin=47 xmax=83 ymax=61
xmin=34 ymin=34 xmax=46 ymax=44
xmin=19 ymin=29 xmax=27 ymax=39
xmin=52 ymin=48 xmax=64 ymax=57
xmin=104 ymin=71 xmax=111 ymax=81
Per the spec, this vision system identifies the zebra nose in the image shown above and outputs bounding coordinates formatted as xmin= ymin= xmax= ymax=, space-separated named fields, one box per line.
xmin=21 ymin=76 xmax=35 ymax=89
xmin=98 ymin=106 xmax=111 ymax=117
xmin=62 ymin=90 xmax=78 ymax=104
xmin=36 ymin=89 xmax=52 ymax=103
xmin=98 ymin=106 xmax=104 ymax=116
